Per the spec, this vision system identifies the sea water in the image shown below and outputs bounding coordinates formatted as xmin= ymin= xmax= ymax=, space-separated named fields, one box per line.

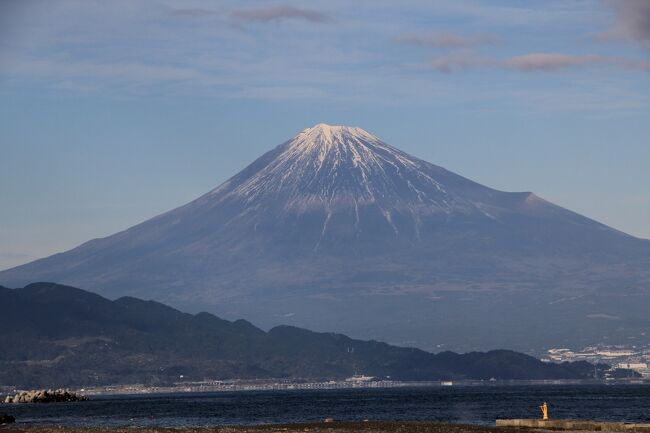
xmin=3 ymin=385 xmax=650 ymax=427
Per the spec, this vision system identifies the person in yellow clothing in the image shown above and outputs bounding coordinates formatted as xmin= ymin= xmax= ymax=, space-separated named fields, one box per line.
xmin=540 ymin=402 xmax=549 ymax=420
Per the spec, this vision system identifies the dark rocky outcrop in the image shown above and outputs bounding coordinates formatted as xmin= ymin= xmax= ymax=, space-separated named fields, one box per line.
xmin=0 ymin=413 xmax=15 ymax=423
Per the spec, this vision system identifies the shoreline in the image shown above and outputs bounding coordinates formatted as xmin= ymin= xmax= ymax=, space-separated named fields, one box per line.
xmin=0 ymin=421 xmax=538 ymax=433
xmin=3 ymin=378 xmax=646 ymax=399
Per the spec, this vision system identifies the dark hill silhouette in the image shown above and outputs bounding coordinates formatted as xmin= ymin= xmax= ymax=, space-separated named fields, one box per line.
xmin=0 ymin=282 xmax=603 ymax=388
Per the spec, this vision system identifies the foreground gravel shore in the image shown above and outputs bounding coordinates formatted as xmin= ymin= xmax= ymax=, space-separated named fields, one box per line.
xmin=0 ymin=421 xmax=538 ymax=433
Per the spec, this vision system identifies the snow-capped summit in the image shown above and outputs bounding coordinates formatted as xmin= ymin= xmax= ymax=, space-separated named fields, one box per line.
xmin=2 ymin=123 xmax=649 ymax=352
xmin=208 ymin=123 xmax=489 ymax=218
xmin=295 ymin=123 xmax=380 ymax=146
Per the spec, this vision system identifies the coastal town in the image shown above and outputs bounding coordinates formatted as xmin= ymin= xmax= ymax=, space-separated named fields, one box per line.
xmin=544 ymin=344 xmax=650 ymax=378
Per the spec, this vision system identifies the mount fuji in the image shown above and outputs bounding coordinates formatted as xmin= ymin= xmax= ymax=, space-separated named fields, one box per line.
xmin=2 ymin=124 xmax=650 ymax=352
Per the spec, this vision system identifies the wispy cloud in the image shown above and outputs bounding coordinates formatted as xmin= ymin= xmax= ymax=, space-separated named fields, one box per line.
xmin=430 ymin=53 xmax=484 ymax=73
xmin=3 ymin=55 xmax=209 ymax=92
xmin=505 ymin=53 xmax=603 ymax=72
xmin=424 ymin=1 xmax=598 ymax=27
xmin=232 ymin=5 xmax=332 ymax=24
xmin=429 ymin=52 xmax=650 ymax=73
xmin=169 ymin=8 xmax=220 ymax=18
xmin=0 ymin=1 xmax=647 ymax=106
xmin=600 ymin=0 xmax=650 ymax=46
xmin=397 ymin=31 xmax=497 ymax=48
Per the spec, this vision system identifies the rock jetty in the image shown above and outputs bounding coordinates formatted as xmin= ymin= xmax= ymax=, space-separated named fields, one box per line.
xmin=4 ymin=389 xmax=87 ymax=403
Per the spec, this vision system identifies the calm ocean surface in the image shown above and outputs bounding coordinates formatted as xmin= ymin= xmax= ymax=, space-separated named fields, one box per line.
xmin=3 ymin=385 xmax=650 ymax=427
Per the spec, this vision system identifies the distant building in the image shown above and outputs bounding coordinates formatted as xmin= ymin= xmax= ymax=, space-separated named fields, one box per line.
xmin=616 ymin=363 xmax=647 ymax=371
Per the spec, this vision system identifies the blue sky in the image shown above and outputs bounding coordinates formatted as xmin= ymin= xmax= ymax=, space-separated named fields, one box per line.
xmin=1 ymin=0 xmax=649 ymax=270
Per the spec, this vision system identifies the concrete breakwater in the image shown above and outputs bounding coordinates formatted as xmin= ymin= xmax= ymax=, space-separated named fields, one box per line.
xmin=496 ymin=419 xmax=650 ymax=432
xmin=4 ymin=389 xmax=87 ymax=403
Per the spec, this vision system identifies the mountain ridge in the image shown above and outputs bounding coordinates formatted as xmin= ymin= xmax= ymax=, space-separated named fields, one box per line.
xmin=0 ymin=282 xmax=613 ymax=388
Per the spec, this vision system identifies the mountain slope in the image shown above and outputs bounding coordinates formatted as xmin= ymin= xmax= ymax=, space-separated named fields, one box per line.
xmin=1 ymin=124 xmax=649 ymax=352
xmin=0 ymin=282 xmax=604 ymax=388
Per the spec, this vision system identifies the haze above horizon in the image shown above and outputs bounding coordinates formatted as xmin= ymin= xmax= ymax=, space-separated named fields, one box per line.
xmin=1 ymin=0 xmax=649 ymax=270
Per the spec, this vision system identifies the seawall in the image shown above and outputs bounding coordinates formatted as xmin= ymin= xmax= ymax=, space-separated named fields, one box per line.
xmin=496 ymin=419 xmax=650 ymax=432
